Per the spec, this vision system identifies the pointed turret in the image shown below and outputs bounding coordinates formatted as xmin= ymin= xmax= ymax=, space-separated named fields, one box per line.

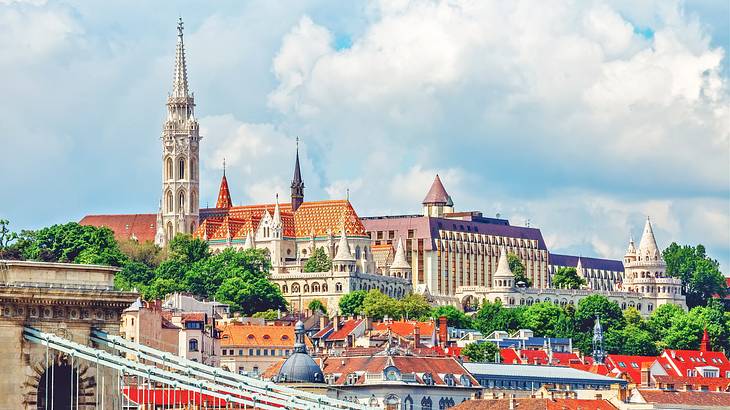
xmin=626 ymin=233 xmax=636 ymax=255
xmin=493 ymin=247 xmax=514 ymax=288
xmin=172 ymin=17 xmax=189 ymax=98
xmin=334 ymin=228 xmax=355 ymax=262
xmin=638 ymin=217 xmax=661 ymax=260
xmin=390 ymin=237 xmax=411 ymax=270
xmin=422 ymin=174 xmax=454 ymax=217
xmin=273 ymin=194 xmax=282 ymax=224
xmin=215 ymin=163 xmax=233 ymax=208
xmin=244 ymin=230 xmax=255 ymax=249
xmin=290 ymin=138 xmax=305 ymax=212
xmin=592 ymin=316 xmax=605 ymax=363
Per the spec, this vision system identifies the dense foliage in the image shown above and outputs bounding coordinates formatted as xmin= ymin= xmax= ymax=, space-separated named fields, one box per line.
xmin=507 ymin=252 xmax=532 ymax=287
xmin=663 ymin=243 xmax=727 ymax=308
xmin=551 ymin=267 xmax=587 ymax=289
xmin=303 ymin=247 xmax=332 ymax=273
xmin=462 ymin=341 xmax=500 ymax=363
xmin=308 ymin=299 xmax=327 ymax=314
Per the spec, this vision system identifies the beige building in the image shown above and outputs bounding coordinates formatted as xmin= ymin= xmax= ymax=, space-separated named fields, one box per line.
xmin=218 ymin=322 xmax=306 ymax=375
xmin=0 ymin=260 xmax=137 ymax=409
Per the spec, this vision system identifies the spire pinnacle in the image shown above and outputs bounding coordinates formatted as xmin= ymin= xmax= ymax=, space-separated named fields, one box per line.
xmin=390 ymin=237 xmax=411 ymax=270
xmin=172 ymin=17 xmax=189 ymax=98
xmin=291 ymin=138 xmax=305 ymax=212
xmin=215 ymin=169 xmax=232 ymax=208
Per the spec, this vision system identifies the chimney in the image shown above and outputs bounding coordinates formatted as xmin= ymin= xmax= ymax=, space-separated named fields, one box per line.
xmin=333 ymin=315 xmax=340 ymax=332
xmin=413 ymin=324 xmax=421 ymax=348
xmin=595 ymin=394 xmax=602 ymax=400
xmin=508 ymin=394 xmax=516 ymax=410
xmin=640 ymin=363 xmax=651 ymax=388
xmin=320 ymin=316 xmax=329 ymax=332
xmin=700 ymin=328 xmax=711 ymax=352
xmin=439 ymin=316 xmax=448 ymax=348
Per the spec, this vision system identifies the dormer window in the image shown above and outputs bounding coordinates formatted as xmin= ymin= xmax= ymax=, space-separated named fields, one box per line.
xmin=444 ymin=374 xmax=455 ymax=386
xmin=384 ymin=366 xmax=401 ymax=381
xmin=422 ymin=373 xmax=434 ymax=386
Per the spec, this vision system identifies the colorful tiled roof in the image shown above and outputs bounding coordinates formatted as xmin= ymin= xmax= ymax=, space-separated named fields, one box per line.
xmin=80 ymin=214 xmax=157 ymax=243
xmin=215 ymin=174 xmax=233 ymax=208
xmin=327 ymin=319 xmax=365 ymax=341
xmin=605 ymin=355 xmax=657 ymax=383
xmin=634 ymin=389 xmax=730 ymax=407
xmin=371 ymin=320 xmax=435 ymax=339
xmin=196 ymin=200 xmax=367 ymax=241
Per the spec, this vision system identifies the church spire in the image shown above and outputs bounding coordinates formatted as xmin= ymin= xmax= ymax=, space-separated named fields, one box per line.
xmin=215 ymin=160 xmax=232 ymax=208
xmin=592 ymin=315 xmax=605 ymax=363
xmin=172 ymin=17 xmax=189 ymax=98
xmin=290 ymin=138 xmax=305 ymax=212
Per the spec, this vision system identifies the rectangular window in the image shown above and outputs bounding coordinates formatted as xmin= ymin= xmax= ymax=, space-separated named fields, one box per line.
xmin=388 ymin=230 xmax=395 ymax=239
xmin=256 ymin=349 xmax=261 ymax=356
xmin=408 ymin=229 xmax=415 ymax=239
xmin=248 ymin=349 xmax=253 ymax=356
xmin=263 ymin=349 xmax=268 ymax=356
xmin=377 ymin=231 xmax=383 ymax=240
xmin=222 ymin=350 xmax=227 ymax=356
xmin=239 ymin=349 xmax=243 ymax=356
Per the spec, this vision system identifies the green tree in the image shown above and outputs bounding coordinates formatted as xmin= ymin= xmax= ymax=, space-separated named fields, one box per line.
xmin=648 ymin=303 xmax=685 ymax=341
xmin=623 ymin=307 xmax=644 ymax=327
xmin=399 ymin=293 xmax=432 ymax=320
xmin=662 ymin=300 xmax=730 ymax=352
xmin=339 ymin=290 xmax=368 ymax=316
xmin=145 ymin=277 xmax=183 ymax=300
xmin=551 ymin=267 xmax=586 ymax=289
xmin=118 ymin=239 xmax=165 ymax=269
xmin=508 ymin=253 xmax=532 ymax=287
xmin=303 ymin=247 xmax=332 ymax=273
xmin=215 ymin=275 xmax=287 ymax=315
xmin=169 ymin=234 xmax=210 ymax=264
xmin=308 ymin=299 xmax=328 ymax=314
xmin=362 ymin=289 xmax=400 ymax=320
xmin=0 ymin=219 xmax=20 ymax=259
xmin=574 ymin=295 xmax=624 ymax=354
xmin=429 ymin=305 xmax=474 ymax=329
xmin=663 ymin=243 xmax=727 ymax=308
xmin=473 ymin=301 xmax=525 ymax=335
xmin=115 ymin=261 xmax=155 ymax=291
xmin=252 ymin=309 xmax=280 ymax=320
xmin=18 ymin=223 xmax=127 ymax=266
xmin=461 ymin=342 xmax=500 ymax=363
xmin=521 ymin=302 xmax=566 ymax=337
xmin=606 ymin=325 xmax=659 ymax=356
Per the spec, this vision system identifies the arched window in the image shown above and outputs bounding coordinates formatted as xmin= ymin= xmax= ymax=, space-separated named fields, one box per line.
xmin=335 ymin=282 xmax=343 ymax=292
xmin=421 ymin=397 xmax=433 ymax=410
xmin=292 ymin=283 xmax=300 ymax=293
xmin=166 ymin=190 xmax=174 ymax=212
xmin=282 ymin=285 xmax=288 ymax=293
xmin=166 ymin=157 xmax=173 ymax=180
xmin=404 ymin=395 xmax=413 ymax=410
xmin=355 ymin=246 xmax=361 ymax=259
xmin=312 ymin=282 xmax=320 ymax=292
xmin=384 ymin=394 xmax=399 ymax=410
xmin=303 ymin=284 xmax=310 ymax=293
xmin=322 ymin=283 xmax=328 ymax=292
xmin=189 ymin=339 xmax=199 ymax=352
xmin=178 ymin=158 xmax=186 ymax=179
xmin=166 ymin=222 xmax=173 ymax=242
xmin=178 ymin=191 xmax=185 ymax=212
xmin=190 ymin=191 xmax=197 ymax=213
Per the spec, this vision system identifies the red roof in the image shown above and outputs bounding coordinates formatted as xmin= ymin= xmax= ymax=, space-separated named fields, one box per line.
xmin=652 ymin=375 xmax=730 ymax=391
xmin=634 ymin=389 xmax=730 ymax=407
xmin=422 ymin=174 xmax=451 ymax=205
xmin=605 ymin=355 xmax=657 ymax=383
xmin=327 ymin=319 xmax=364 ymax=341
xmin=321 ymin=354 xmax=477 ymax=387
xmin=215 ymin=174 xmax=233 ymax=208
xmin=453 ymin=398 xmax=617 ymax=410
xmin=80 ymin=214 xmax=157 ymax=243
xmin=371 ymin=320 xmax=435 ymax=339
xmin=660 ymin=349 xmax=730 ymax=378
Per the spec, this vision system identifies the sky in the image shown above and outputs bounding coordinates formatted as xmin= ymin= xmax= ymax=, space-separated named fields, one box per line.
xmin=1 ymin=0 xmax=728 ymax=272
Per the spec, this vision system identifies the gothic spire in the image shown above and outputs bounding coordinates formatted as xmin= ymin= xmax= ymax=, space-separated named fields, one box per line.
xmin=291 ymin=138 xmax=305 ymax=212
xmin=172 ymin=17 xmax=189 ymax=98
xmin=592 ymin=315 xmax=605 ymax=363
xmin=215 ymin=162 xmax=233 ymax=208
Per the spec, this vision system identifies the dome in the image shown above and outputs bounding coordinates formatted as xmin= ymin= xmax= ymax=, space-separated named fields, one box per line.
xmin=276 ymin=353 xmax=324 ymax=383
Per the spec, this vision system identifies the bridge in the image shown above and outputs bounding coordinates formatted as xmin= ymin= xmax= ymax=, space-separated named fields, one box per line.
xmin=24 ymin=325 xmax=368 ymax=409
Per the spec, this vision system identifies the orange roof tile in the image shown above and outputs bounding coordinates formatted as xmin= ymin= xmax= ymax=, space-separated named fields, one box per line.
xmin=196 ymin=200 xmax=367 ymax=240
xmin=216 ymin=174 xmax=233 ymax=208
xmin=371 ymin=320 xmax=435 ymax=339
xmin=217 ymin=323 xmax=311 ymax=348
xmin=635 ymin=389 xmax=730 ymax=406
xmin=453 ymin=398 xmax=617 ymax=410
xmin=80 ymin=214 xmax=157 ymax=243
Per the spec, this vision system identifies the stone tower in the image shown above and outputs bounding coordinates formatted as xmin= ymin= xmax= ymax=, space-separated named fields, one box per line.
xmin=592 ymin=315 xmax=605 ymax=363
xmin=156 ymin=18 xmax=200 ymax=245
xmin=290 ymin=140 xmax=305 ymax=212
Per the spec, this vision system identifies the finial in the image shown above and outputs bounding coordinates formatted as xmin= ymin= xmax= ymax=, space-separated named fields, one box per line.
xmin=346 ymin=188 xmax=350 ymax=201
xmin=223 ymin=157 xmax=226 ymax=177
xmin=296 ymin=136 xmax=299 ymax=150
xmin=177 ymin=17 xmax=184 ymax=37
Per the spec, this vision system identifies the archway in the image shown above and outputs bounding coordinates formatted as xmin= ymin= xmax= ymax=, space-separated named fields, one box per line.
xmin=37 ymin=357 xmax=80 ymax=410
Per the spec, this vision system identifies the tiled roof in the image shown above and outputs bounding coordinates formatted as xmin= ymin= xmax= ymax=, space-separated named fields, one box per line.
xmin=660 ymin=349 xmax=730 ymax=378
xmin=196 ymin=200 xmax=367 ymax=240
xmin=634 ymin=389 xmax=730 ymax=406
xmin=452 ymin=398 xmax=618 ymax=410
xmin=320 ymin=354 xmax=477 ymax=387
xmin=216 ymin=174 xmax=233 ymax=208
xmin=422 ymin=174 xmax=452 ymax=205
xmin=217 ymin=323 xmax=304 ymax=348
xmin=549 ymin=253 xmax=624 ymax=272
xmin=605 ymin=355 xmax=657 ymax=384
xmin=652 ymin=375 xmax=730 ymax=391
xmin=80 ymin=214 xmax=157 ymax=243
xmin=464 ymin=363 xmax=625 ymax=385
xmin=371 ymin=320 xmax=435 ymax=339
xmin=180 ymin=312 xmax=206 ymax=323
xmin=327 ymin=319 xmax=365 ymax=341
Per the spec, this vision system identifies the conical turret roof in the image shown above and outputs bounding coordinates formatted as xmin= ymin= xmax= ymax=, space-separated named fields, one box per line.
xmin=494 ymin=247 xmax=513 ymax=278
xmin=638 ymin=217 xmax=661 ymax=259
xmin=334 ymin=229 xmax=355 ymax=262
xmin=215 ymin=173 xmax=233 ymax=208
xmin=422 ymin=174 xmax=453 ymax=206
xmin=390 ymin=237 xmax=411 ymax=270
xmin=625 ymin=233 xmax=636 ymax=255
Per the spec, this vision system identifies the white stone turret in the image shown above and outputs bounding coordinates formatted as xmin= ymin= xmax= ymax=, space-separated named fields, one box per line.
xmin=637 ymin=217 xmax=662 ymax=263
xmin=389 ymin=237 xmax=411 ymax=280
xmin=333 ymin=228 xmax=355 ymax=273
xmin=157 ymin=17 xmax=200 ymax=245
xmin=244 ymin=230 xmax=255 ymax=249
xmin=492 ymin=247 xmax=514 ymax=289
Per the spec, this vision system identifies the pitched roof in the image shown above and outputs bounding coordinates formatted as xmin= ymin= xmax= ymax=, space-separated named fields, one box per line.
xmin=327 ymin=319 xmax=364 ymax=341
xmin=217 ymin=323 xmax=303 ymax=348
xmin=215 ymin=174 xmax=233 ymax=208
xmin=652 ymin=375 xmax=730 ymax=391
xmin=549 ymin=253 xmax=624 ymax=272
xmin=634 ymin=389 xmax=730 ymax=407
xmin=464 ymin=363 xmax=625 ymax=385
xmin=371 ymin=320 xmax=435 ymax=339
xmin=422 ymin=174 xmax=452 ymax=205
xmin=605 ymin=355 xmax=658 ymax=384
xmin=452 ymin=398 xmax=618 ymax=410
xmin=660 ymin=349 xmax=730 ymax=377
xmin=197 ymin=200 xmax=367 ymax=240
xmin=79 ymin=214 xmax=157 ymax=243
